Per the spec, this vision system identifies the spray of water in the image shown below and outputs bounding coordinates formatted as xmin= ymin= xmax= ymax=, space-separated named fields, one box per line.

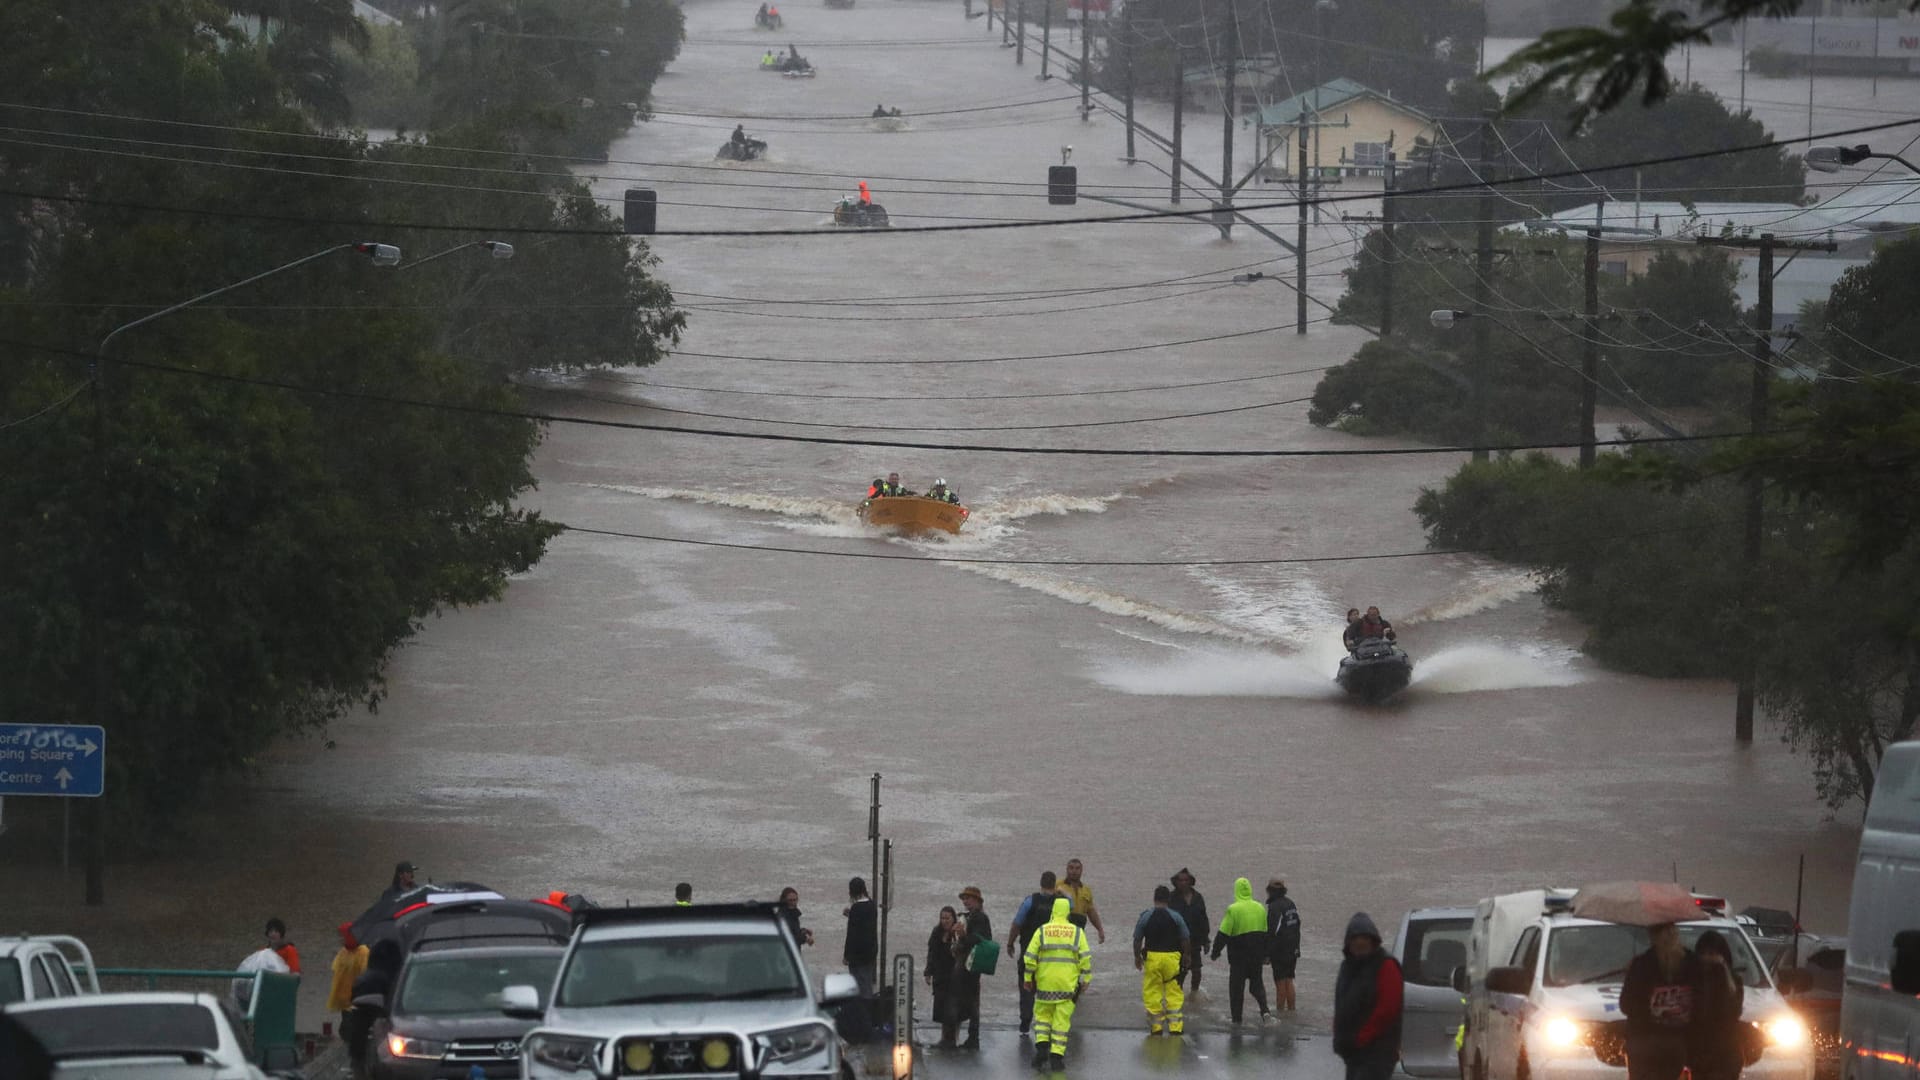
xmin=1093 ymin=640 xmax=1582 ymax=699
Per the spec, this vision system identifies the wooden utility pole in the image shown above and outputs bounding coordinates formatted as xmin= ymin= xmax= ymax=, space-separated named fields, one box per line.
xmin=1471 ymin=115 xmax=1496 ymax=462
xmin=1016 ymin=2 xmax=1025 ymax=63
xmin=1041 ymin=0 xmax=1052 ymax=78
xmin=1079 ymin=5 xmax=1092 ymax=119
xmin=1380 ymin=151 xmax=1396 ymax=337
xmin=1170 ymin=47 xmax=1184 ymax=204
xmin=1122 ymin=4 xmax=1134 ymax=158
xmin=1694 ymin=231 xmax=1835 ymax=741
xmin=1580 ymin=228 xmax=1600 ymax=467
xmin=1222 ymin=4 xmax=1237 ymax=220
xmin=1297 ymin=111 xmax=1310 ymax=334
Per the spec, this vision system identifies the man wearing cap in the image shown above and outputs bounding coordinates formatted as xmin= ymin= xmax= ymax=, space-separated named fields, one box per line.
xmin=380 ymin=861 xmax=418 ymax=904
xmin=953 ymin=887 xmax=993 ymax=1048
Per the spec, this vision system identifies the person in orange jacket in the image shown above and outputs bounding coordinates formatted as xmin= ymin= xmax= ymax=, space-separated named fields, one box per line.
xmin=858 ymin=180 xmax=872 ymax=205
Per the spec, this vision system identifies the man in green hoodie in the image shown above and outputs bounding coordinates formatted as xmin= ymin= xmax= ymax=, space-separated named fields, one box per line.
xmin=1023 ymin=896 xmax=1092 ymax=1071
xmin=1208 ymin=877 xmax=1272 ymax=1025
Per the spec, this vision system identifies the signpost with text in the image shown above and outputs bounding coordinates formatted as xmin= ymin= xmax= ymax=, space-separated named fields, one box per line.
xmin=0 ymin=723 xmax=106 ymax=798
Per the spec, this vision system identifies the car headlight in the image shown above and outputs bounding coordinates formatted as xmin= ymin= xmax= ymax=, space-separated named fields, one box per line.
xmin=385 ymin=1035 xmax=449 ymax=1060
xmin=1542 ymin=1016 xmax=1585 ymax=1048
xmin=754 ymin=1023 xmax=833 ymax=1065
xmin=1765 ymin=1014 xmax=1809 ymax=1050
xmin=526 ymin=1032 xmax=604 ymax=1074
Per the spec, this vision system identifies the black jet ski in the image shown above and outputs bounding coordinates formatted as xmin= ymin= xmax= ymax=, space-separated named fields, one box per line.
xmin=1337 ymin=636 xmax=1413 ymax=703
xmin=717 ymin=138 xmax=768 ymax=161
xmin=833 ymin=200 xmax=889 ymax=227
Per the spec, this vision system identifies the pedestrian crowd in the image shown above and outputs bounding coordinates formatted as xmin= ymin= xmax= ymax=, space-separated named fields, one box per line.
xmin=889 ymin=861 xmax=1399 ymax=1077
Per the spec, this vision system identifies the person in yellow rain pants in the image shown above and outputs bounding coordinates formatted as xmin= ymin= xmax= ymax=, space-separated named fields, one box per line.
xmin=1023 ymin=896 xmax=1092 ymax=1072
xmin=1133 ymin=885 xmax=1192 ymax=1036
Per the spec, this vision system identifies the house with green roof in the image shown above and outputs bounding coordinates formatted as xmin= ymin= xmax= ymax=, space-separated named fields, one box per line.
xmin=1254 ymin=78 xmax=1434 ymax=181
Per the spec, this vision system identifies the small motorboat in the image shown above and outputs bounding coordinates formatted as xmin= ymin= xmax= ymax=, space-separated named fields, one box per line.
xmin=858 ymin=495 xmax=968 ymax=534
xmin=870 ymin=113 xmax=909 ymax=132
xmin=833 ymin=199 xmax=889 ymax=227
xmin=1336 ymin=637 xmax=1413 ymax=703
xmin=754 ymin=11 xmax=784 ymax=29
xmin=781 ymin=65 xmax=817 ymax=78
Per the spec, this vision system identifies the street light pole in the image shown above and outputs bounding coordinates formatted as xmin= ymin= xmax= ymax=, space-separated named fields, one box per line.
xmin=84 ymin=240 xmax=400 ymax=905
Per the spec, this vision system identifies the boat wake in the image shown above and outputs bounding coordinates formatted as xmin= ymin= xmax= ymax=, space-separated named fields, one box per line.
xmin=1400 ymin=567 xmax=1542 ymax=624
xmin=948 ymin=565 xmax=1271 ymax=644
xmin=570 ymin=484 xmax=1120 ymax=550
xmin=1092 ymin=640 xmax=1582 ymax=699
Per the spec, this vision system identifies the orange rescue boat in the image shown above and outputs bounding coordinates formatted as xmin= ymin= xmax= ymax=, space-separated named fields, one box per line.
xmin=857 ymin=495 xmax=969 ymax=535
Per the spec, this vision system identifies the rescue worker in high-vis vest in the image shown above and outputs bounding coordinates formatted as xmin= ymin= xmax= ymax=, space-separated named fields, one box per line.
xmin=1023 ymin=896 xmax=1092 ymax=1071
xmin=1134 ymin=885 xmax=1191 ymax=1036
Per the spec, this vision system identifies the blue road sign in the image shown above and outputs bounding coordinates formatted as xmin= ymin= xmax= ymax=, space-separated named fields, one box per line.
xmin=0 ymin=724 xmax=106 ymax=798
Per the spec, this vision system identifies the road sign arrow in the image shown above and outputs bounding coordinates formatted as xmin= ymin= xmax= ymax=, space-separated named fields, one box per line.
xmin=78 ymin=739 xmax=97 ymax=756
xmin=54 ymin=768 xmax=73 ymax=790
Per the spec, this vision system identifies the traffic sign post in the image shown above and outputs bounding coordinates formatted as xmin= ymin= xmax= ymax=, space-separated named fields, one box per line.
xmin=0 ymin=724 xmax=106 ymax=798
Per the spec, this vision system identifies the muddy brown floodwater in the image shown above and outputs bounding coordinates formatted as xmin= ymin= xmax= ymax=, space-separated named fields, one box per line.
xmin=4 ymin=0 xmax=1896 ymax=1037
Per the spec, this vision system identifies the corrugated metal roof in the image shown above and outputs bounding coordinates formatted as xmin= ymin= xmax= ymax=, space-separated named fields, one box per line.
xmin=1254 ymin=78 xmax=1427 ymax=127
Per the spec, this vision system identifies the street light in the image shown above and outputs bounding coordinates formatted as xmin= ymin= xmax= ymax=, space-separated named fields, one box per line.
xmin=81 ymin=238 xmax=398 ymax=907
xmin=399 ymin=239 xmax=515 ymax=271
xmin=1805 ymin=143 xmax=1920 ymax=174
xmin=98 ymin=241 xmax=401 ymax=356
xmin=1429 ymin=308 xmax=1471 ymax=329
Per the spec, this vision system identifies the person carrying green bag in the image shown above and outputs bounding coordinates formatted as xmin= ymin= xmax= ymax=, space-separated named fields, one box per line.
xmin=952 ymin=886 xmax=995 ymax=1048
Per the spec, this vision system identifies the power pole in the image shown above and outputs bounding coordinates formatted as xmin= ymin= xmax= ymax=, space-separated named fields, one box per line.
xmin=1016 ymin=2 xmax=1025 ymax=63
xmin=1297 ymin=110 xmax=1309 ymax=334
xmin=1380 ymin=151 xmax=1395 ymax=337
xmin=1170 ymin=47 xmax=1184 ymax=204
xmin=1041 ymin=0 xmax=1051 ymax=78
xmin=1580 ymin=227 xmax=1600 ymax=467
xmin=1472 ymin=114 xmax=1496 ymax=462
xmin=1222 ymin=3 xmax=1237 ymax=224
xmin=1079 ymin=5 xmax=1092 ymax=119
xmin=986 ymin=0 xmax=993 ymax=33
xmin=1737 ymin=234 xmax=1773 ymax=744
xmin=1122 ymin=3 xmax=1135 ymax=158
xmin=1693 ymin=230 xmax=1834 ymax=741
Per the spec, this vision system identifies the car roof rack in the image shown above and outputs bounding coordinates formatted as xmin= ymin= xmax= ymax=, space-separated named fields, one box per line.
xmin=575 ymin=902 xmax=784 ymax=929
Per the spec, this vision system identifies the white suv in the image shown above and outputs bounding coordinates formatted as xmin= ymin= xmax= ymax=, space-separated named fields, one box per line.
xmin=1459 ymin=891 xmax=1814 ymax=1080
xmin=502 ymin=903 xmax=859 ymax=1080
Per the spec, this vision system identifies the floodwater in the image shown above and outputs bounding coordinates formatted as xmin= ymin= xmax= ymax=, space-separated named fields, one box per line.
xmin=4 ymin=2 xmax=1901 ymax=1037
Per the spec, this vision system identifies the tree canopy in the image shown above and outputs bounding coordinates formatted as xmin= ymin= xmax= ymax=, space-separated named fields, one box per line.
xmin=0 ymin=0 xmax=684 ymax=867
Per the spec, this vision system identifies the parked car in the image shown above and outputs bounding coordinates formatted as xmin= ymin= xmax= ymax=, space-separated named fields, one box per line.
xmin=1841 ymin=738 xmax=1920 ymax=1080
xmin=1458 ymin=889 xmax=1814 ymax=1080
xmin=4 ymin=990 xmax=266 ymax=1079
xmin=0 ymin=935 xmax=100 ymax=1006
xmin=1394 ymin=906 xmax=1474 ymax=1078
xmin=502 ymin=903 xmax=860 ymax=1080
xmin=368 ymin=945 xmax=563 ymax=1080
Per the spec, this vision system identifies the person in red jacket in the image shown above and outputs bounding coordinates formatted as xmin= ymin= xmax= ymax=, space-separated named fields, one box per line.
xmin=1333 ymin=912 xmax=1403 ymax=1080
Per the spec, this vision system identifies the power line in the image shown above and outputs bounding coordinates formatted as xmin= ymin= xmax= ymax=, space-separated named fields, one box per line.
xmin=6 ymin=115 xmax=1918 ymax=238
xmin=541 ymin=388 xmax=1318 ymax=431
xmin=6 ymin=336 xmax=1763 ymax=458
xmin=600 ymin=365 xmax=1332 ymax=402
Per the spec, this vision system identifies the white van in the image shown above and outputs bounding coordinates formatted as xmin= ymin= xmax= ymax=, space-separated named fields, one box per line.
xmin=1841 ymin=739 xmax=1920 ymax=1079
xmin=1457 ymin=890 xmax=1813 ymax=1080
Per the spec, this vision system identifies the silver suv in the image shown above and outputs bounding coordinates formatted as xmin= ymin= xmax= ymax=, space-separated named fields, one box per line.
xmin=502 ymin=903 xmax=859 ymax=1080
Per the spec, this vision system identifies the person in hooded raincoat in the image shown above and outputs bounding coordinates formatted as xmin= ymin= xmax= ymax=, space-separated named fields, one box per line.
xmin=1333 ymin=912 xmax=1404 ymax=1080
xmin=1209 ymin=876 xmax=1272 ymax=1024
xmin=1022 ymin=896 xmax=1091 ymax=1072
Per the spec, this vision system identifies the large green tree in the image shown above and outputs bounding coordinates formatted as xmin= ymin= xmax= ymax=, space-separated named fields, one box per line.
xmin=0 ymin=0 xmax=683 ymax=873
